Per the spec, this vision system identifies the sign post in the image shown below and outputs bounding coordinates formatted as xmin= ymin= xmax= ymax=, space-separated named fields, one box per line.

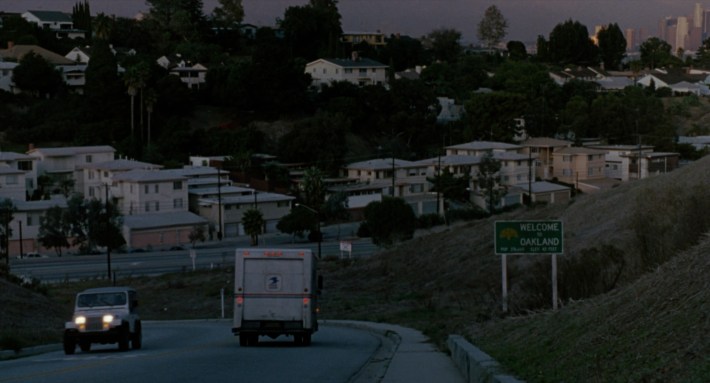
xmin=339 ymin=241 xmax=352 ymax=259
xmin=494 ymin=220 xmax=564 ymax=311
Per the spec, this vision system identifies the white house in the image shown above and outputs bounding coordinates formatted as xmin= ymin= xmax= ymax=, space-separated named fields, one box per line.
xmin=79 ymin=159 xmax=163 ymax=202
xmin=445 ymin=141 xmax=522 ymax=157
xmin=21 ymin=10 xmax=85 ymax=39
xmin=305 ymin=53 xmax=388 ymax=89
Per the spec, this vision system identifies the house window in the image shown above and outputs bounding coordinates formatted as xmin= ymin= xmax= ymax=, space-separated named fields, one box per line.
xmin=86 ymin=155 xmax=92 ymax=163
xmin=562 ymin=169 xmax=573 ymax=176
xmin=322 ymin=68 xmax=326 ymax=74
xmin=17 ymin=161 xmax=32 ymax=171
xmin=588 ymin=155 xmax=594 ymax=161
xmin=173 ymin=181 xmax=183 ymax=190
xmin=588 ymin=167 xmax=595 ymax=176
xmin=88 ymin=171 xmax=94 ymax=180
xmin=6 ymin=175 xmax=17 ymax=185
xmin=154 ymin=184 xmax=159 ymax=193
xmin=359 ymin=68 xmax=367 ymax=74
xmin=562 ymin=155 xmax=571 ymax=162
xmin=144 ymin=185 xmax=149 ymax=194
xmin=174 ymin=198 xmax=183 ymax=209
xmin=345 ymin=68 xmax=353 ymax=74
xmin=155 ymin=201 xmax=160 ymax=211
xmin=145 ymin=202 xmax=150 ymax=212
xmin=89 ymin=187 xmax=95 ymax=197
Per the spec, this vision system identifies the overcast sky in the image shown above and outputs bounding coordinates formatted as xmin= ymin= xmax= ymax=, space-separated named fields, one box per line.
xmin=2 ymin=0 xmax=709 ymax=44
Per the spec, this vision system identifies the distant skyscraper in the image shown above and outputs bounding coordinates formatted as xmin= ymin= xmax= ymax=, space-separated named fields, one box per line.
xmin=694 ymin=3 xmax=704 ymax=28
xmin=625 ymin=28 xmax=635 ymax=51
xmin=676 ymin=16 xmax=689 ymax=52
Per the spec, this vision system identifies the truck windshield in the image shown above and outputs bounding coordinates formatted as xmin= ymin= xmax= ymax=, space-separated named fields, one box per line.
xmin=77 ymin=292 xmax=127 ymax=307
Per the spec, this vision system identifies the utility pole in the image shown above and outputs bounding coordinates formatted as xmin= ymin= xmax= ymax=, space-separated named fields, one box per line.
xmin=217 ymin=167 xmax=222 ymax=240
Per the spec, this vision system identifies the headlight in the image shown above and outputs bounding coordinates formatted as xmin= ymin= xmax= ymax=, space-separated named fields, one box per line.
xmin=103 ymin=315 xmax=114 ymax=324
xmin=75 ymin=316 xmax=86 ymax=325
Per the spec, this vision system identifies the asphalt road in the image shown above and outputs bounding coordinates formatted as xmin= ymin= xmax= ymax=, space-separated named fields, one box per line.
xmin=9 ymin=224 xmax=380 ymax=282
xmin=0 ymin=321 xmax=382 ymax=383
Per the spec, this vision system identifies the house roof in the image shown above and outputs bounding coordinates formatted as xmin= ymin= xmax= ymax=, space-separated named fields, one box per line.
xmin=446 ymin=141 xmax=522 ymax=151
xmin=412 ymin=155 xmax=482 ymax=167
xmin=13 ymin=196 xmax=67 ymax=211
xmin=0 ymin=152 xmax=34 ymax=161
xmin=345 ymin=158 xmax=414 ymax=170
xmin=123 ymin=211 xmax=207 ymax=230
xmin=554 ymin=146 xmax=608 ymax=155
xmin=27 ymin=145 xmax=115 ymax=157
xmin=307 ymin=57 xmax=387 ymax=69
xmin=81 ymin=159 xmax=163 ymax=171
xmin=521 ymin=137 xmax=573 ymax=148
xmin=163 ymin=166 xmax=223 ymax=178
xmin=0 ymin=44 xmax=74 ymax=65
xmin=25 ymin=10 xmax=72 ymax=23
xmin=112 ymin=169 xmax=186 ymax=183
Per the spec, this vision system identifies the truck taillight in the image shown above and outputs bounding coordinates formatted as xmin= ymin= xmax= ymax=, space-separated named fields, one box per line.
xmin=236 ymin=296 xmax=244 ymax=305
xmin=303 ymin=297 xmax=310 ymax=305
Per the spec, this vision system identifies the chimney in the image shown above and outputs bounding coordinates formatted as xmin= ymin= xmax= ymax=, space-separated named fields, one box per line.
xmin=28 ymin=143 xmax=34 ymax=151
xmin=351 ymin=51 xmax=359 ymax=61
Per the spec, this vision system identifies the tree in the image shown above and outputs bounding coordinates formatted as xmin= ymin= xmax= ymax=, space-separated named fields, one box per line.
xmin=84 ymin=40 xmax=123 ymax=123
xmin=277 ymin=206 xmax=318 ymax=240
xmin=426 ymin=28 xmax=462 ymax=63
xmin=597 ymin=23 xmax=626 ymax=70
xmin=212 ymin=0 xmax=244 ymax=27
xmin=38 ymin=205 xmax=71 ymax=257
xmin=507 ymin=40 xmax=527 ymax=61
xmin=464 ymin=91 xmax=527 ymax=141
xmin=188 ymin=225 xmax=206 ymax=248
xmin=427 ymin=168 xmax=471 ymax=203
xmin=242 ymin=208 xmax=264 ymax=246
xmin=145 ymin=0 xmax=208 ymax=50
xmin=545 ymin=19 xmax=598 ymax=65
xmin=12 ymin=52 xmax=64 ymax=98
xmin=477 ymin=5 xmax=508 ymax=49
xmin=300 ymin=167 xmax=327 ymax=211
xmin=362 ymin=197 xmax=417 ymax=246
xmin=639 ymin=37 xmax=676 ymax=69
xmin=72 ymin=0 xmax=92 ymax=40
xmin=0 ymin=199 xmax=16 ymax=265
xmin=279 ymin=0 xmax=343 ymax=60
xmin=477 ymin=151 xmax=505 ymax=213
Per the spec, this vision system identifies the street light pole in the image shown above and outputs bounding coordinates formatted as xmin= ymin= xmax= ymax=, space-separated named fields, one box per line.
xmin=217 ymin=167 xmax=222 ymax=240
xmin=296 ymin=203 xmax=321 ymax=259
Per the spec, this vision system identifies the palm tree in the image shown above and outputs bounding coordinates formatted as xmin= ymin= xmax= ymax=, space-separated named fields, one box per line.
xmin=93 ymin=13 xmax=112 ymax=41
xmin=242 ymin=209 xmax=264 ymax=246
xmin=144 ymin=88 xmax=157 ymax=148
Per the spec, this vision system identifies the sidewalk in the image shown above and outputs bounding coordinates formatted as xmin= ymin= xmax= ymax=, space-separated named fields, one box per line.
xmin=327 ymin=320 xmax=465 ymax=383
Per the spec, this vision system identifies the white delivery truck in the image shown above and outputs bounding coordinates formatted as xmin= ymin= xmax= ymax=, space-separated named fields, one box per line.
xmin=232 ymin=248 xmax=321 ymax=346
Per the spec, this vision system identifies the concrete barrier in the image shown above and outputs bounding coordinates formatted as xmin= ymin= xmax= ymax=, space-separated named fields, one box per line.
xmin=448 ymin=335 xmax=525 ymax=383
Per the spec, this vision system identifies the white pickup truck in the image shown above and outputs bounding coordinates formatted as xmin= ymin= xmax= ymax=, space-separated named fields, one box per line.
xmin=232 ymin=248 xmax=322 ymax=346
xmin=63 ymin=286 xmax=142 ymax=354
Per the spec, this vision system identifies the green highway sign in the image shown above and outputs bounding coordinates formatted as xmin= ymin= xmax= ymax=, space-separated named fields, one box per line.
xmin=494 ymin=220 xmax=563 ymax=254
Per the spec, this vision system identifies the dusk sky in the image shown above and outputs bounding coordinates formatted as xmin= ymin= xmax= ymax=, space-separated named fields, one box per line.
xmin=2 ymin=0 xmax=710 ymax=44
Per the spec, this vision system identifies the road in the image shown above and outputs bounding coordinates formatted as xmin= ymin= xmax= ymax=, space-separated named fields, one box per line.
xmin=0 ymin=321 xmax=382 ymax=383
xmin=9 ymin=224 xmax=380 ymax=282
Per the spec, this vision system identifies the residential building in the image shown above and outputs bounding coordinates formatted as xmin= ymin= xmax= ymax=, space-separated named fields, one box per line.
xmin=27 ymin=145 xmax=116 ymax=195
xmin=0 ymin=165 xmax=27 ymax=200
xmin=551 ymin=146 xmax=608 ymax=191
xmin=0 ymin=61 xmax=18 ymax=93
xmin=169 ymin=63 xmax=208 ymax=89
xmin=7 ymin=197 xmax=68 ymax=256
xmin=305 ymin=53 xmax=388 ymax=89
xmin=520 ymin=137 xmax=573 ymax=180
xmin=110 ymin=169 xmax=189 ymax=216
xmin=343 ymin=158 xmax=416 ymax=197
xmin=0 ymin=152 xmax=38 ymax=197
xmin=585 ymin=144 xmax=654 ymax=180
xmin=21 ymin=10 xmax=85 ymax=39
xmin=80 ymin=159 xmax=163 ymax=202
xmin=445 ymin=141 xmax=522 ymax=157
xmin=197 ymin=191 xmax=294 ymax=238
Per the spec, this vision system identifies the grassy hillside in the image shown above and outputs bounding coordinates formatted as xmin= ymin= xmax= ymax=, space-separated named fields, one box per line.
xmin=2 ymin=156 xmax=710 ymax=381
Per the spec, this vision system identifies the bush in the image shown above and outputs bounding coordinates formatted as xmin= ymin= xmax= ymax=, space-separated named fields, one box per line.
xmin=418 ymin=213 xmax=444 ymax=228
xmin=0 ymin=333 xmax=23 ymax=353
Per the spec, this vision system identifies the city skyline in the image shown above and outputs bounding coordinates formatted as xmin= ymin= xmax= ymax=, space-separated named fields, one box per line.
xmin=3 ymin=0 xmax=710 ymax=45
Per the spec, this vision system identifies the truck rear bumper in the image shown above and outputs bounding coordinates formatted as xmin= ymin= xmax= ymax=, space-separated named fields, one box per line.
xmin=232 ymin=320 xmax=316 ymax=336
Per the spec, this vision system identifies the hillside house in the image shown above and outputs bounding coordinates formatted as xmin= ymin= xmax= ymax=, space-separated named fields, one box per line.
xmin=445 ymin=141 xmax=522 ymax=157
xmin=0 ymin=152 xmax=37 ymax=197
xmin=197 ymin=191 xmax=294 ymax=238
xmin=80 ymin=159 xmax=163 ymax=201
xmin=305 ymin=53 xmax=388 ymax=89
xmin=22 ymin=10 xmax=85 ymax=39
xmin=341 ymin=31 xmax=386 ymax=46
